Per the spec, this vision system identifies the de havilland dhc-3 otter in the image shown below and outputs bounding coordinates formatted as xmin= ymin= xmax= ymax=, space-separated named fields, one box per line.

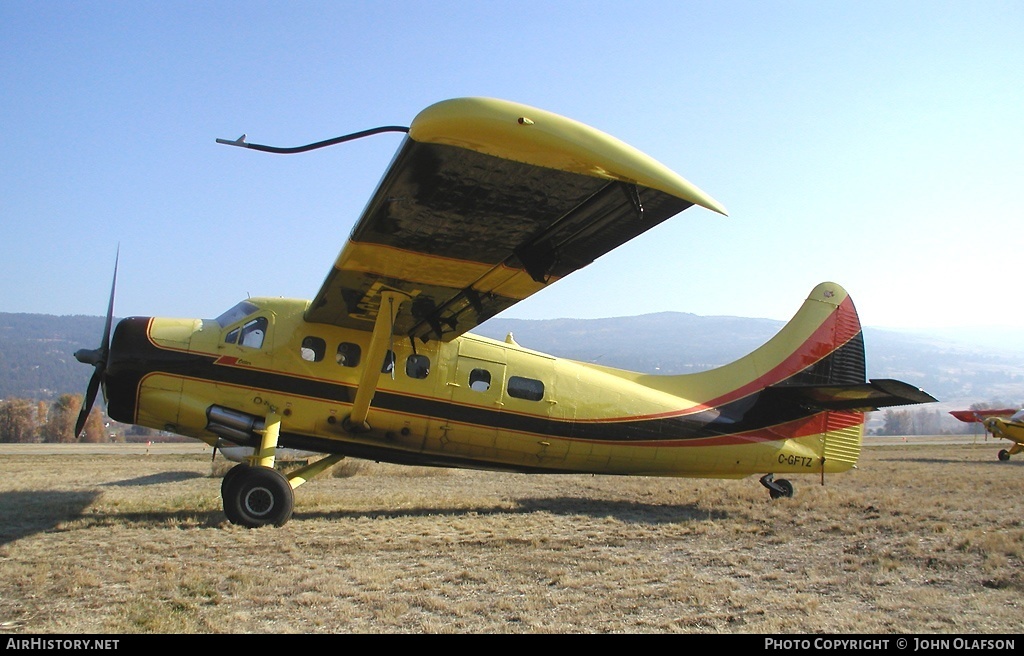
xmin=74 ymin=97 xmax=937 ymax=527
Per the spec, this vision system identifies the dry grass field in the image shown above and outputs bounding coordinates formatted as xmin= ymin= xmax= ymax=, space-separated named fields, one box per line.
xmin=0 ymin=438 xmax=1022 ymax=635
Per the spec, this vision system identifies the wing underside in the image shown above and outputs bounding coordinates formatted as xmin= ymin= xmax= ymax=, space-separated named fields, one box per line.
xmin=304 ymin=97 xmax=726 ymax=342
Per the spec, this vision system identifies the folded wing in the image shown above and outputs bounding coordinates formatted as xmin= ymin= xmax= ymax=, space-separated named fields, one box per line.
xmin=304 ymin=97 xmax=726 ymax=342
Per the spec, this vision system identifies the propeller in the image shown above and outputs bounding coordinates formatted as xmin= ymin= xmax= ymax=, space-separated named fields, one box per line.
xmin=73 ymin=249 xmax=118 ymax=439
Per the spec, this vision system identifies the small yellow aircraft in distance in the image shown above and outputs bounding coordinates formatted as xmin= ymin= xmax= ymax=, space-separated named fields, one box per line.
xmin=949 ymin=408 xmax=1024 ymax=461
xmin=74 ymin=97 xmax=937 ymax=527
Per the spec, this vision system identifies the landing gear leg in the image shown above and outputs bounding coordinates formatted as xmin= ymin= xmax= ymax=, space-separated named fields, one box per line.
xmin=760 ymin=473 xmax=794 ymax=499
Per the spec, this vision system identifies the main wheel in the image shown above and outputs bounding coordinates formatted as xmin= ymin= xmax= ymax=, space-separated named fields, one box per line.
xmin=222 ymin=466 xmax=294 ymax=528
xmin=769 ymin=478 xmax=794 ymax=499
xmin=220 ymin=463 xmax=251 ymax=525
xmin=998 ymin=449 xmax=1011 ymax=461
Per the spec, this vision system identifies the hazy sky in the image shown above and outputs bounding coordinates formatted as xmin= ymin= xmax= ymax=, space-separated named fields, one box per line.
xmin=3 ymin=1 xmax=1021 ymax=336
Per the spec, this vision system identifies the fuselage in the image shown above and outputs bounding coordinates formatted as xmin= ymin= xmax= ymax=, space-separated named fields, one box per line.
xmin=102 ymin=296 xmax=865 ymax=479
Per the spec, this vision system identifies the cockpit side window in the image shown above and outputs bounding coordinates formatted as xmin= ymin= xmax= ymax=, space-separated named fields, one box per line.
xmin=231 ymin=316 xmax=268 ymax=349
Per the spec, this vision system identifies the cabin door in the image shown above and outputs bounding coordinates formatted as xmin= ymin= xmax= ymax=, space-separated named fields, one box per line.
xmin=432 ymin=341 xmax=506 ymax=457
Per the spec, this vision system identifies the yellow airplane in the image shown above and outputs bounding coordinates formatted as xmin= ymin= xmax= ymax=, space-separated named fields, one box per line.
xmin=949 ymin=408 xmax=1024 ymax=461
xmin=74 ymin=97 xmax=937 ymax=527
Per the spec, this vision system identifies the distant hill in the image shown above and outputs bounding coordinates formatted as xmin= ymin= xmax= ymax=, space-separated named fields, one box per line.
xmin=4 ymin=311 xmax=1023 ymax=429
xmin=0 ymin=313 xmax=105 ymax=402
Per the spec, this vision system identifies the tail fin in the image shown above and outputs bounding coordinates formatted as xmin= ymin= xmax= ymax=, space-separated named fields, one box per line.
xmin=731 ymin=282 xmax=935 ymax=469
xmin=756 ymin=282 xmax=936 ymax=411
xmin=647 ymin=282 xmax=936 ymax=470
xmin=648 ymin=282 xmax=903 ymax=405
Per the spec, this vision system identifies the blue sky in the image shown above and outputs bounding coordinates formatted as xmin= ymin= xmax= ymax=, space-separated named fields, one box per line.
xmin=3 ymin=1 xmax=1022 ymax=342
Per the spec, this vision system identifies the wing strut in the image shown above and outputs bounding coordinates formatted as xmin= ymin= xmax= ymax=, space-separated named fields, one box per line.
xmin=344 ymin=290 xmax=411 ymax=433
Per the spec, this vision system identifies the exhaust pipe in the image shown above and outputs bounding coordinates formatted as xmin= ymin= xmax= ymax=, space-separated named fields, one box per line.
xmin=205 ymin=405 xmax=264 ymax=446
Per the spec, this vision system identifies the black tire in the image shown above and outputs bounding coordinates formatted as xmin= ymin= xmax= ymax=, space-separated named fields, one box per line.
xmin=998 ymin=449 xmax=1011 ymax=461
xmin=221 ymin=463 xmax=251 ymax=525
xmin=222 ymin=466 xmax=294 ymax=528
xmin=769 ymin=478 xmax=794 ymax=499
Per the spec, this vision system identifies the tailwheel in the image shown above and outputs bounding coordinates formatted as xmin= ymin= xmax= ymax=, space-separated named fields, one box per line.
xmin=770 ymin=479 xmax=794 ymax=499
xmin=998 ymin=449 xmax=1011 ymax=461
xmin=222 ymin=465 xmax=294 ymax=528
xmin=760 ymin=473 xmax=794 ymax=500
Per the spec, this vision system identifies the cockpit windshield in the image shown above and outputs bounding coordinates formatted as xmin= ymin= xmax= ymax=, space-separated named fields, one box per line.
xmin=214 ymin=301 xmax=260 ymax=328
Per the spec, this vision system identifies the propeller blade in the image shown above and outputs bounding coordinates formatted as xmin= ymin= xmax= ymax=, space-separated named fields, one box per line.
xmin=75 ymin=367 xmax=103 ymax=438
xmin=73 ymin=247 xmax=118 ymax=440
xmin=100 ymin=248 xmax=119 ymax=358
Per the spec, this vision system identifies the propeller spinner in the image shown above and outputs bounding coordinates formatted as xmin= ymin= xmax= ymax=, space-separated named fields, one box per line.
xmin=73 ymin=250 xmax=118 ymax=439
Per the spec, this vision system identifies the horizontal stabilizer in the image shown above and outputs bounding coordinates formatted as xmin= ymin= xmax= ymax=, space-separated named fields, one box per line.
xmin=765 ymin=379 xmax=938 ymax=412
xmin=949 ymin=408 xmax=1017 ymax=423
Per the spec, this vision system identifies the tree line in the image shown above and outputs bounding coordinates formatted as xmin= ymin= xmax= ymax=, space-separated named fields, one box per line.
xmin=0 ymin=394 xmax=103 ymax=442
xmin=874 ymin=402 xmax=1023 ymax=436
xmin=0 ymin=395 xmax=161 ymax=443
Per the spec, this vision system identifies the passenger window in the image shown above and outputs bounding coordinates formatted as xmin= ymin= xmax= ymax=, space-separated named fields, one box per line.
xmin=406 ymin=354 xmax=430 ymax=379
xmin=469 ymin=368 xmax=491 ymax=392
xmin=336 ymin=342 xmax=361 ymax=367
xmin=235 ymin=317 xmax=268 ymax=349
xmin=508 ymin=376 xmax=544 ymax=401
xmin=300 ymin=336 xmax=326 ymax=362
xmin=382 ymin=350 xmax=396 ymax=374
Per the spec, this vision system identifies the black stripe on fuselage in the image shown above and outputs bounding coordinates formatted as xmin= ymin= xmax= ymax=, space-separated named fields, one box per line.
xmin=106 ymin=317 xmax=865 ymax=443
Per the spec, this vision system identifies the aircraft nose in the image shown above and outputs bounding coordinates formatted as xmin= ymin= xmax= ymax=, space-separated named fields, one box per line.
xmin=104 ymin=317 xmax=144 ymax=374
